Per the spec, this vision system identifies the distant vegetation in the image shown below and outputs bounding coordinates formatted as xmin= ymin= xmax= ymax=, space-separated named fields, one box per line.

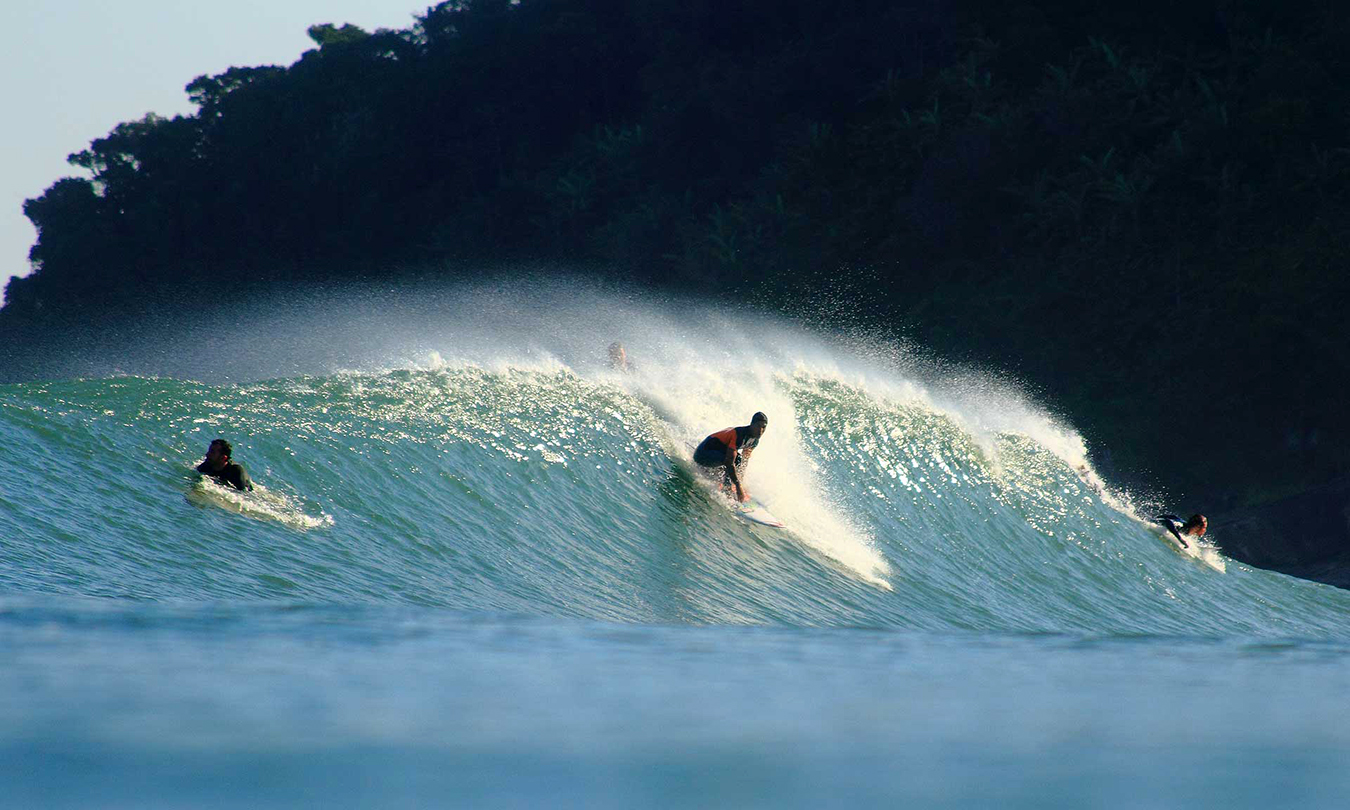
xmin=5 ymin=0 xmax=1349 ymax=507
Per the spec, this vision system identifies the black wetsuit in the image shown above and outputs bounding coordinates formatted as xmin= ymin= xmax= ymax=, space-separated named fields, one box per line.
xmin=197 ymin=460 xmax=253 ymax=491
xmin=1155 ymin=514 xmax=1189 ymax=547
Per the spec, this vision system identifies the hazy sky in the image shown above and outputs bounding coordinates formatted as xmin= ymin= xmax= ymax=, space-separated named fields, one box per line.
xmin=0 ymin=2 xmax=425 ymax=304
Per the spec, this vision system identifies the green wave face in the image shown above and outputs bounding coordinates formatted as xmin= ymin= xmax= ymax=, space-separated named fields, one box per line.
xmin=3 ymin=352 xmax=1346 ymax=638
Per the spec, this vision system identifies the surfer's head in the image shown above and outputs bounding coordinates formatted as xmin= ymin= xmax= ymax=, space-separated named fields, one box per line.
xmin=204 ymin=438 xmax=232 ymax=470
xmin=1183 ymin=514 xmax=1207 ymax=536
xmin=749 ymin=411 xmax=768 ymax=438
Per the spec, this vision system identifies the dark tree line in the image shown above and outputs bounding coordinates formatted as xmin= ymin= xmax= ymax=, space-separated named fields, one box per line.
xmin=5 ymin=0 xmax=1350 ymax=507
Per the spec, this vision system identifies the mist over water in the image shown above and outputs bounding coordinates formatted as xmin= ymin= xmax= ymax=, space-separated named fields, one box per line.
xmin=6 ymin=278 xmax=1350 ymax=808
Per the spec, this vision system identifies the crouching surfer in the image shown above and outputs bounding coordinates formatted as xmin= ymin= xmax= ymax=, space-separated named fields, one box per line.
xmin=693 ymin=412 xmax=767 ymax=503
xmin=1156 ymin=513 xmax=1206 ymax=549
xmin=197 ymin=438 xmax=254 ymax=492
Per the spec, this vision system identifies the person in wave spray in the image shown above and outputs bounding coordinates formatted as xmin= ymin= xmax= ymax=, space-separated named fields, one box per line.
xmin=197 ymin=438 xmax=254 ymax=492
xmin=607 ymin=341 xmax=632 ymax=372
xmin=1156 ymin=513 xmax=1206 ymax=548
xmin=694 ymin=412 xmax=768 ymax=503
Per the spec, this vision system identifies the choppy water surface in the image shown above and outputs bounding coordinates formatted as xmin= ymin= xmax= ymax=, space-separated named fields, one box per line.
xmin=2 ymin=284 xmax=1347 ymax=808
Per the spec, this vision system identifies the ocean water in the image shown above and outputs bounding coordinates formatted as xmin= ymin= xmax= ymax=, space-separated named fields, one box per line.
xmin=3 ymin=283 xmax=1348 ymax=808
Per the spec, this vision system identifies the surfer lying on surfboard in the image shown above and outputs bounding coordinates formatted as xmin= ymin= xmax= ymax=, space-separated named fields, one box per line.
xmin=1155 ymin=513 xmax=1207 ymax=548
xmin=693 ymin=412 xmax=768 ymax=503
xmin=197 ymin=438 xmax=254 ymax=492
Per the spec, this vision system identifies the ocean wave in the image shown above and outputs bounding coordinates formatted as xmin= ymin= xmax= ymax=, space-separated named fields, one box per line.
xmin=1 ymin=287 xmax=1345 ymax=637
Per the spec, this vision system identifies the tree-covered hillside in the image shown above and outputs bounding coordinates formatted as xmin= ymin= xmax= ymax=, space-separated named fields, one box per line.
xmin=5 ymin=0 xmax=1349 ymax=507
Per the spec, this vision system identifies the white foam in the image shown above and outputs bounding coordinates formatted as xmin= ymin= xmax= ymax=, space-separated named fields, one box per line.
xmin=634 ymin=365 xmax=894 ymax=590
xmin=155 ymin=277 xmax=1173 ymax=581
xmin=187 ymin=478 xmax=333 ymax=531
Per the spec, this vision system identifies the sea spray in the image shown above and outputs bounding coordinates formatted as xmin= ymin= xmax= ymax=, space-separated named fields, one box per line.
xmin=0 ymin=294 xmax=1334 ymax=635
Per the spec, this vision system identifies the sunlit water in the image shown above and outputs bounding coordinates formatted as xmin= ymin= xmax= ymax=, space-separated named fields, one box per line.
xmin=2 ymin=283 xmax=1347 ymax=808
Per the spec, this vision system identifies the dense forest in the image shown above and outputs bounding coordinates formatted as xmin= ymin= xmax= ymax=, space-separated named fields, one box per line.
xmin=5 ymin=0 xmax=1349 ymax=508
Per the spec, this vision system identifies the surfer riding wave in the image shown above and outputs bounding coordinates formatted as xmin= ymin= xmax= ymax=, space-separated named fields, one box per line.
xmin=694 ymin=412 xmax=768 ymax=503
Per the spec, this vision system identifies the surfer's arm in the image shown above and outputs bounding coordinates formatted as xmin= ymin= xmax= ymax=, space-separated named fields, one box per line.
xmin=230 ymin=464 xmax=254 ymax=492
xmin=1155 ymin=515 xmax=1188 ymax=548
xmin=724 ymin=445 xmax=748 ymax=501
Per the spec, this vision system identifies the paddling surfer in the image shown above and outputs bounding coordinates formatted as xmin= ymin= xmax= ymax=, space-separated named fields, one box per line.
xmin=1156 ymin=513 xmax=1206 ymax=548
xmin=196 ymin=438 xmax=254 ymax=491
xmin=694 ymin=412 xmax=767 ymax=503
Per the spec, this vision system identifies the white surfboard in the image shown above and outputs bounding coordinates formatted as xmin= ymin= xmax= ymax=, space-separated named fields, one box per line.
xmin=737 ymin=500 xmax=787 ymax=529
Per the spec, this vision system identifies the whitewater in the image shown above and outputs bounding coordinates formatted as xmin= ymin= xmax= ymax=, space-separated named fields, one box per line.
xmin=3 ymin=280 xmax=1349 ymax=808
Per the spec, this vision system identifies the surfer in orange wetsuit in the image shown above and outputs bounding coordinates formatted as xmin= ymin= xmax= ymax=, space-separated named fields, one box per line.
xmin=693 ymin=412 xmax=768 ymax=503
